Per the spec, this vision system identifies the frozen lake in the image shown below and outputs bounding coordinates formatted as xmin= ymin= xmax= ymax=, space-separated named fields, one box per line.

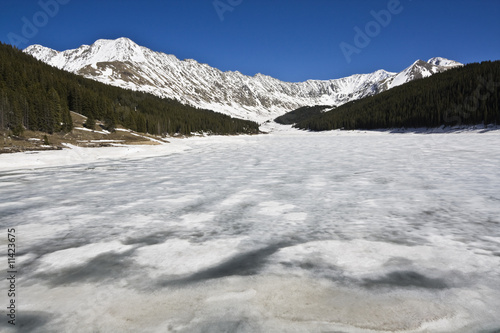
xmin=1 ymin=131 xmax=500 ymax=332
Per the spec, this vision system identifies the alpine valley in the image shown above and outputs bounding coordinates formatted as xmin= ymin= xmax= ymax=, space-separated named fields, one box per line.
xmin=4 ymin=37 xmax=500 ymax=333
xmin=24 ymin=37 xmax=462 ymax=123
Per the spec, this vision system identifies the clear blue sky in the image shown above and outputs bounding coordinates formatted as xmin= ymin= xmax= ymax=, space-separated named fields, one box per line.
xmin=1 ymin=0 xmax=499 ymax=82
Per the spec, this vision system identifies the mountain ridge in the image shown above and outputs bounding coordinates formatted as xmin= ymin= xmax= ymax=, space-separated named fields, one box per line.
xmin=293 ymin=61 xmax=500 ymax=131
xmin=24 ymin=38 xmax=463 ymax=123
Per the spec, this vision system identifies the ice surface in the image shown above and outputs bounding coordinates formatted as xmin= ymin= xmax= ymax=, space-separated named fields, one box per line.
xmin=0 ymin=142 xmax=190 ymax=171
xmin=1 ymin=130 xmax=500 ymax=332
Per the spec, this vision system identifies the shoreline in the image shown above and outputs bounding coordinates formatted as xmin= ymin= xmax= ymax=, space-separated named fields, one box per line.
xmin=1 ymin=125 xmax=500 ymax=173
xmin=0 ymin=142 xmax=190 ymax=173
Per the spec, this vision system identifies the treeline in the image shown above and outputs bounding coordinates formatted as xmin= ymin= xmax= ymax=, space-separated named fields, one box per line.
xmin=294 ymin=61 xmax=500 ymax=131
xmin=274 ymin=105 xmax=334 ymax=125
xmin=0 ymin=42 xmax=259 ymax=136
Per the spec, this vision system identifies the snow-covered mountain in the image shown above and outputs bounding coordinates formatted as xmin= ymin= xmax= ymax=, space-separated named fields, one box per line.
xmin=381 ymin=59 xmax=463 ymax=90
xmin=24 ymin=38 xmax=462 ymax=123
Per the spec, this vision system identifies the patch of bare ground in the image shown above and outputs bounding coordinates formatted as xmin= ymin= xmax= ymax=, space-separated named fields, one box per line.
xmin=0 ymin=111 xmax=169 ymax=154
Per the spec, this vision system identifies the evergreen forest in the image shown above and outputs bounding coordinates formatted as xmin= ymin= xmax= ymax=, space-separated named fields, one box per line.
xmin=274 ymin=105 xmax=334 ymax=125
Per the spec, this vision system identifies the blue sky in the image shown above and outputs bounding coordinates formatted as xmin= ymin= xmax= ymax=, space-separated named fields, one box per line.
xmin=1 ymin=0 xmax=499 ymax=82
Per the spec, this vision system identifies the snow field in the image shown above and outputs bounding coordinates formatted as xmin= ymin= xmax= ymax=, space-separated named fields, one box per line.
xmin=1 ymin=129 xmax=500 ymax=332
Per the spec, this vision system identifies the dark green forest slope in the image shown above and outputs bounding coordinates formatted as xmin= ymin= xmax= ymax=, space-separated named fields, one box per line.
xmin=294 ymin=61 xmax=500 ymax=131
xmin=274 ymin=105 xmax=335 ymax=125
xmin=0 ymin=43 xmax=259 ymax=136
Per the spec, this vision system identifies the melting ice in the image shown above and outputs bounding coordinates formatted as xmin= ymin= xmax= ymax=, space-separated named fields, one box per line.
xmin=1 ymin=131 xmax=500 ymax=332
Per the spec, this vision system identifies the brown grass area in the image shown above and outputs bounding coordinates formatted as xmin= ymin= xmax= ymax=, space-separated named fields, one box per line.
xmin=0 ymin=112 xmax=169 ymax=154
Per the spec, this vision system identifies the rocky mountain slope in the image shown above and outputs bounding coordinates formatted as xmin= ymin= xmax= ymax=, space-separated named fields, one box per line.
xmin=24 ymin=38 xmax=462 ymax=123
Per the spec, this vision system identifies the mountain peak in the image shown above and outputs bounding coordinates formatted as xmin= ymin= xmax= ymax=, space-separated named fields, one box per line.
xmin=383 ymin=57 xmax=462 ymax=90
xmin=93 ymin=37 xmax=137 ymax=48
xmin=413 ymin=59 xmax=428 ymax=66
xmin=88 ymin=37 xmax=146 ymax=63
xmin=23 ymin=44 xmax=60 ymax=63
xmin=24 ymin=44 xmax=54 ymax=53
xmin=427 ymin=57 xmax=463 ymax=68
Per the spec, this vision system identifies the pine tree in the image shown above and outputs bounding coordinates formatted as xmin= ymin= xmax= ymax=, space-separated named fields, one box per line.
xmin=103 ymin=110 xmax=117 ymax=132
xmin=84 ymin=114 xmax=96 ymax=130
xmin=47 ymin=87 xmax=62 ymax=132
